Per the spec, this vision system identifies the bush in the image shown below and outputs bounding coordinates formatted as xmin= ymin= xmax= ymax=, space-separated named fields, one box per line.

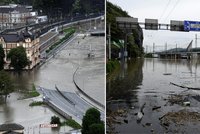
xmin=51 ymin=116 xmax=61 ymax=125
xmin=106 ymin=60 xmax=119 ymax=74
xmin=29 ymin=101 xmax=45 ymax=106
xmin=45 ymin=28 xmax=75 ymax=54
xmin=62 ymin=119 xmax=81 ymax=129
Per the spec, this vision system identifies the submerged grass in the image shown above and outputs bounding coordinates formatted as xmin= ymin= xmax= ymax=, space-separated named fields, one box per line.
xmin=61 ymin=119 xmax=82 ymax=129
xmin=29 ymin=101 xmax=45 ymax=106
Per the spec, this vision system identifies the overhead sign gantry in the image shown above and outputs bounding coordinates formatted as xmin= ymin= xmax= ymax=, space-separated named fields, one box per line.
xmin=116 ymin=17 xmax=200 ymax=32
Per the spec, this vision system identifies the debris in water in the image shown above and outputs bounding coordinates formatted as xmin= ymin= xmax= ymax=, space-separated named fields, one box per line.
xmin=163 ymin=73 xmax=172 ymax=75
xmin=124 ymin=119 xmax=128 ymax=123
xmin=183 ymin=101 xmax=190 ymax=106
xmin=160 ymin=109 xmax=200 ymax=127
xmin=145 ymin=123 xmax=152 ymax=126
xmin=152 ymin=106 xmax=161 ymax=111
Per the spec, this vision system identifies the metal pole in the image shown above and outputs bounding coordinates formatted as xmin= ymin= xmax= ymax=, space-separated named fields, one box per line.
xmin=195 ymin=34 xmax=197 ymax=48
xmin=165 ymin=42 xmax=167 ymax=58
xmin=176 ymin=43 xmax=177 ymax=59
xmin=146 ymin=45 xmax=148 ymax=53
xmin=125 ymin=32 xmax=127 ymax=59
xmin=153 ymin=43 xmax=155 ymax=54
xmin=108 ymin=23 xmax=111 ymax=60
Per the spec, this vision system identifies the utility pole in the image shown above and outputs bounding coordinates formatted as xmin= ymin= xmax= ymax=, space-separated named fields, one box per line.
xmin=146 ymin=45 xmax=148 ymax=54
xmin=165 ymin=42 xmax=167 ymax=58
xmin=195 ymin=34 xmax=197 ymax=48
xmin=176 ymin=43 xmax=177 ymax=59
xmin=153 ymin=43 xmax=155 ymax=54
xmin=108 ymin=23 xmax=111 ymax=60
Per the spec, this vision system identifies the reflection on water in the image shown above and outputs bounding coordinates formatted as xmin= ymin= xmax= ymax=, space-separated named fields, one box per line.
xmin=107 ymin=59 xmax=143 ymax=103
xmin=107 ymin=58 xmax=200 ymax=134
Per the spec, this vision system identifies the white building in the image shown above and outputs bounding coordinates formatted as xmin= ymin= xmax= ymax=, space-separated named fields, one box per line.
xmin=0 ymin=4 xmax=35 ymax=29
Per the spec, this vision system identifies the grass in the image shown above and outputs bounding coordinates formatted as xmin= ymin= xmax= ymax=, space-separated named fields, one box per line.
xmin=61 ymin=119 xmax=82 ymax=129
xmin=63 ymin=27 xmax=75 ymax=33
xmin=106 ymin=60 xmax=120 ymax=74
xmin=46 ymin=27 xmax=76 ymax=54
xmin=29 ymin=84 xmax=40 ymax=97
xmin=29 ymin=101 xmax=45 ymax=106
xmin=18 ymin=84 xmax=40 ymax=99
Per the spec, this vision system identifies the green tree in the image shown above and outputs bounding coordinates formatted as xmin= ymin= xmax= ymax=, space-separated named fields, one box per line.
xmin=0 ymin=71 xmax=14 ymax=102
xmin=106 ymin=1 xmax=144 ymax=59
xmin=0 ymin=44 xmax=5 ymax=70
xmin=50 ymin=116 xmax=61 ymax=125
xmin=82 ymin=108 xmax=104 ymax=134
xmin=72 ymin=0 xmax=81 ymax=14
xmin=89 ymin=123 xmax=104 ymax=134
xmin=7 ymin=46 xmax=29 ymax=71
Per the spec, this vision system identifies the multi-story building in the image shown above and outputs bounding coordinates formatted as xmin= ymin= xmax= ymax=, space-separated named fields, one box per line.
xmin=0 ymin=4 xmax=34 ymax=30
xmin=0 ymin=30 xmax=40 ymax=69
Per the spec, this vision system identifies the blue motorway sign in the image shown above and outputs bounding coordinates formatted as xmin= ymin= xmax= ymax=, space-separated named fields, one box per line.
xmin=184 ymin=21 xmax=200 ymax=31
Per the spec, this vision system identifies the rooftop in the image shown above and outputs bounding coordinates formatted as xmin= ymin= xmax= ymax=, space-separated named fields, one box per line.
xmin=0 ymin=123 xmax=24 ymax=131
xmin=0 ymin=5 xmax=29 ymax=14
xmin=0 ymin=30 xmax=36 ymax=43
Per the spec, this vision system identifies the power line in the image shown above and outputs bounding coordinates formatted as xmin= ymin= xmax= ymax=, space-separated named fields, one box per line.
xmin=148 ymin=0 xmax=171 ymax=41
xmin=159 ymin=0 xmax=171 ymax=21
xmin=163 ymin=0 xmax=180 ymax=22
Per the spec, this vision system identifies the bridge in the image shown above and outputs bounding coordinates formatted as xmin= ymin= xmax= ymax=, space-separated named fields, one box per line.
xmin=150 ymin=41 xmax=200 ymax=59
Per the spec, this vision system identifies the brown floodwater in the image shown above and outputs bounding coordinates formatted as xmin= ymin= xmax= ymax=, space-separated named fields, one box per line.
xmin=107 ymin=58 xmax=200 ymax=134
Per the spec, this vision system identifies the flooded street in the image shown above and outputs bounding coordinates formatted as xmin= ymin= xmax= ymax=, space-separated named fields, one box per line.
xmin=107 ymin=58 xmax=200 ymax=134
xmin=0 ymin=34 xmax=104 ymax=133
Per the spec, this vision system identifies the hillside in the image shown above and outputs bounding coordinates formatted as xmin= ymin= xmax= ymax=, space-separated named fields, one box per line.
xmin=0 ymin=0 xmax=104 ymax=17
xmin=106 ymin=1 xmax=143 ymax=58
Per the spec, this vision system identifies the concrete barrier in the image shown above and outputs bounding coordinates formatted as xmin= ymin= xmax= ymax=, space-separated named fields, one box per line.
xmin=44 ymin=98 xmax=72 ymax=120
xmin=55 ymin=85 xmax=75 ymax=106
xmin=73 ymin=67 xmax=105 ymax=109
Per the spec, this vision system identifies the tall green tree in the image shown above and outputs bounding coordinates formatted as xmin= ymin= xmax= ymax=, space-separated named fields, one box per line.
xmin=72 ymin=0 xmax=81 ymax=14
xmin=0 ymin=44 xmax=5 ymax=70
xmin=82 ymin=108 xmax=104 ymax=134
xmin=7 ymin=46 xmax=29 ymax=71
xmin=89 ymin=123 xmax=104 ymax=134
xmin=0 ymin=71 xmax=13 ymax=102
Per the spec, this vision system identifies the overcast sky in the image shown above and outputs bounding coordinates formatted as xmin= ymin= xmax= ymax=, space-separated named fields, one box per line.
xmin=108 ymin=0 xmax=200 ymax=52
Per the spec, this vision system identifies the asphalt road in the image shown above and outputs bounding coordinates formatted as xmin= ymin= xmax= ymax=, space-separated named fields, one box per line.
xmin=39 ymin=87 xmax=104 ymax=123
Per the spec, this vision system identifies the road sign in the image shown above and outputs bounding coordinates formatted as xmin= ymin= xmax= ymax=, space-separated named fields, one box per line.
xmin=116 ymin=17 xmax=138 ymax=30
xmin=40 ymin=124 xmax=58 ymax=128
xmin=184 ymin=21 xmax=200 ymax=31
xmin=170 ymin=20 xmax=184 ymax=31
xmin=145 ymin=19 xmax=158 ymax=30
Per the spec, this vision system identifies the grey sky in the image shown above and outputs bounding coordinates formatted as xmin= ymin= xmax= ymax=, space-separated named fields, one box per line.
xmin=108 ymin=0 xmax=200 ymax=52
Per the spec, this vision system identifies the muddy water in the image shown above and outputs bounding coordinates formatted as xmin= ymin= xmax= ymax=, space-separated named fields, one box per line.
xmin=107 ymin=58 xmax=200 ymax=134
xmin=0 ymin=35 xmax=104 ymax=133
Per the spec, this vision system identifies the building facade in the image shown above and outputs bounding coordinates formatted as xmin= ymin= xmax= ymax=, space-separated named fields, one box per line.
xmin=0 ymin=30 xmax=40 ymax=69
xmin=0 ymin=4 xmax=34 ymax=30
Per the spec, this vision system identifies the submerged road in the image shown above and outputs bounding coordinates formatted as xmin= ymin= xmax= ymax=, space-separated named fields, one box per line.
xmin=38 ymin=87 xmax=105 ymax=123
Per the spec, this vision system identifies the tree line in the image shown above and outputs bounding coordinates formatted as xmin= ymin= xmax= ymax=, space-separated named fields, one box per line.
xmin=0 ymin=45 xmax=28 ymax=102
xmin=106 ymin=1 xmax=144 ymax=59
xmin=0 ymin=0 xmax=104 ymax=18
